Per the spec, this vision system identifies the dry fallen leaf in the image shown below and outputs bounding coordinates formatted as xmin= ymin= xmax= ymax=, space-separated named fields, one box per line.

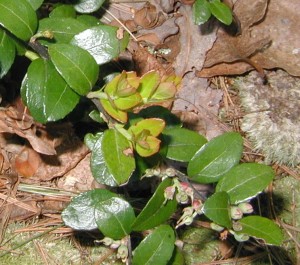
xmin=198 ymin=0 xmax=300 ymax=77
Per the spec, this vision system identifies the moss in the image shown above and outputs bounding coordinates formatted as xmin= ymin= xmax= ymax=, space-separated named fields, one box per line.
xmin=235 ymin=70 xmax=300 ymax=166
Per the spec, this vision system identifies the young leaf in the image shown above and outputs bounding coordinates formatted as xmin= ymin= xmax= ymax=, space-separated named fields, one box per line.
xmin=38 ymin=17 xmax=88 ymax=45
xmin=193 ymin=0 xmax=211 ymax=25
xmin=216 ymin=163 xmax=274 ymax=204
xmin=71 ymin=25 xmax=129 ymax=65
xmin=130 ymin=118 xmax=166 ymax=137
xmin=0 ymin=0 xmax=37 ymax=41
xmin=102 ymin=129 xmax=135 ymax=186
xmin=0 ymin=28 xmax=15 ymax=78
xmin=114 ymin=93 xmax=142 ymax=110
xmin=208 ymin=0 xmax=232 ymax=25
xmin=62 ymin=189 xmax=136 ymax=240
xmin=132 ymin=225 xmax=175 ymax=265
xmin=187 ymin=132 xmax=243 ymax=183
xmin=25 ymin=0 xmax=43 ymax=10
xmin=49 ymin=4 xmax=76 ymax=18
xmin=138 ymin=106 xmax=182 ymax=128
xmin=73 ymin=0 xmax=106 ymax=13
xmin=132 ymin=178 xmax=177 ymax=231
xmin=84 ymin=132 xmax=118 ymax=186
xmin=202 ymin=191 xmax=231 ymax=228
xmin=100 ymin=97 xmax=128 ymax=123
xmin=163 ymin=127 xmax=207 ymax=162
xmin=49 ymin=44 xmax=99 ymax=95
xmin=21 ymin=59 xmax=80 ymax=123
xmin=236 ymin=216 xmax=283 ymax=246
xmin=138 ymin=71 xmax=160 ymax=101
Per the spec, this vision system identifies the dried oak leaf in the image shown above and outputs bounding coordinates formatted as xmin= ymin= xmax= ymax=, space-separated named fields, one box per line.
xmin=0 ymin=107 xmax=56 ymax=155
xmin=173 ymin=5 xmax=217 ymax=76
xmin=198 ymin=0 xmax=300 ymax=77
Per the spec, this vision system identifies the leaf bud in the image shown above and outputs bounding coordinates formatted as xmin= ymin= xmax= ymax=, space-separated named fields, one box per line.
xmin=210 ymin=222 xmax=225 ymax=232
xmin=230 ymin=206 xmax=243 ymax=220
xmin=238 ymin=202 xmax=254 ymax=214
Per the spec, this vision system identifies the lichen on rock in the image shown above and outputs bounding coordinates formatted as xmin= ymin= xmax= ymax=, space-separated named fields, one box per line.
xmin=235 ymin=70 xmax=300 ymax=166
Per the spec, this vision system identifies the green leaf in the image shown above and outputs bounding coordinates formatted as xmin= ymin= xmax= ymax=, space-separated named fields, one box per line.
xmin=73 ymin=0 xmax=106 ymax=13
xmin=71 ymin=25 xmax=129 ymax=65
xmin=168 ymin=247 xmax=185 ymax=265
xmin=77 ymin=15 xmax=102 ymax=27
xmin=21 ymin=59 xmax=80 ymax=123
xmin=132 ymin=225 xmax=175 ymax=265
xmin=138 ymin=71 xmax=160 ymax=101
xmin=49 ymin=4 xmax=76 ymax=18
xmin=102 ymin=129 xmax=135 ymax=185
xmin=38 ymin=17 xmax=88 ymax=45
xmin=25 ymin=0 xmax=43 ymax=10
xmin=187 ymin=132 xmax=243 ymax=183
xmin=237 ymin=216 xmax=283 ymax=246
xmin=193 ymin=0 xmax=211 ymax=25
xmin=208 ymin=0 xmax=232 ymax=25
xmin=163 ymin=127 xmax=207 ymax=162
xmin=62 ymin=189 xmax=136 ymax=239
xmin=49 ymin=44 xmax=99 ymax=95
xmin=0 ymin=0 xmax=37 ymax=41
xmin=94 ymin=195 xmax=136 ymax=239
xmin=100 ymin=98 xmax=128 ymax=123
xmin=216 ymin=163 xmax=274 ymax=204
xmin=202 ymin=191 xmax=231 ymax=228
xmin=84 ymin=133 xmax=118 ymax=186
xmin=130 ymin=118 xmax=165 ymax=137
xmin=132 ymin=178 xmax=178 ymax=231
xmin=0 ymin=28 xmax=15 ymax=78
xmin=114 ymin=93 xmax=142 ymax=110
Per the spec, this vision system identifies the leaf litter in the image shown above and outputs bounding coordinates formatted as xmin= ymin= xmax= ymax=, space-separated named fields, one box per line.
xmin=1 ymin=0 xmax=300 ymax=264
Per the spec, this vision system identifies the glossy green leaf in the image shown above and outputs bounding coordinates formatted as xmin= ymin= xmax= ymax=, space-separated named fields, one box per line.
xmin=62 ymin=190 xmax=99 ymax=231
xmin=237 ymin=216 xmax=283 ymax=246
xmin=203 ymin=191 xmax=231 ymax=228
xmin=71 ymin=25 xmax=129 ymax=65
xmin=138 ymin=71 xmax=160 ymax=101
xmin=0 ymin=29 xmax=15 ymax=78
xmin=163 ymin=127 xmax=207 ymax=162
xmin=94 ymin=194 xmax=136 ymax=239
xmin=62 ymin=189 xmax=136 ymax=239
xmin=77 ymin=15 xmax=102 ymax=27
xmin=132 ymin=225 xmax=175 ymax=265
xmin=49 ymin=4 xmax=76 ymax=18
xmin=100 ymin=98 xmax=128 ymax=123
xmin=133 ymin=178 xmax=177 ymax=231
xmin=102 ymin=129 xmax=135 ymax=185
xmin=193 ymin=0 xmax=211 ymax=25
xmin=25 ymin=0 xmax=43 ymax=10
xmin=187 ymin=132 xmax=243 ymax=183
xmin=209 ymin=0 xmax=232 ymax=25
xmin=84 ymin=133 xmax=118 ymax=186
xmin=49 ymin=44 xmax=99 ymax=95
xmin=0 ymin=0 xmax=37 ymax=41
xmin=73 ymin=0 xmax=105 ymax=13
xmin=38 ymin=17 xmax=87 ymax=45
xmin=136 ymin=136 xmax=161 ymax=157
xmin=216 ymin=163 xmax=274 ymax=204
xmin=21 ymin=59 xmax=80 ymax=123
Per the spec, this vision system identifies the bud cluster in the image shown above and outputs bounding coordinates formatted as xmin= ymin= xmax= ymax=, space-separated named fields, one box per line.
xmin=98 ymin=237 xmax=129 ymax=263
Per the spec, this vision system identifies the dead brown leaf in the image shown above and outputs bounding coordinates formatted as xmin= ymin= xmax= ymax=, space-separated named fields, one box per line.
xmin=0 ymin=107 xmax=56 ymax=155
xmin=198 ymin=0 xmax=300 ymax=77
xmin=173 ymin=5 xmax=217 ymax=76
